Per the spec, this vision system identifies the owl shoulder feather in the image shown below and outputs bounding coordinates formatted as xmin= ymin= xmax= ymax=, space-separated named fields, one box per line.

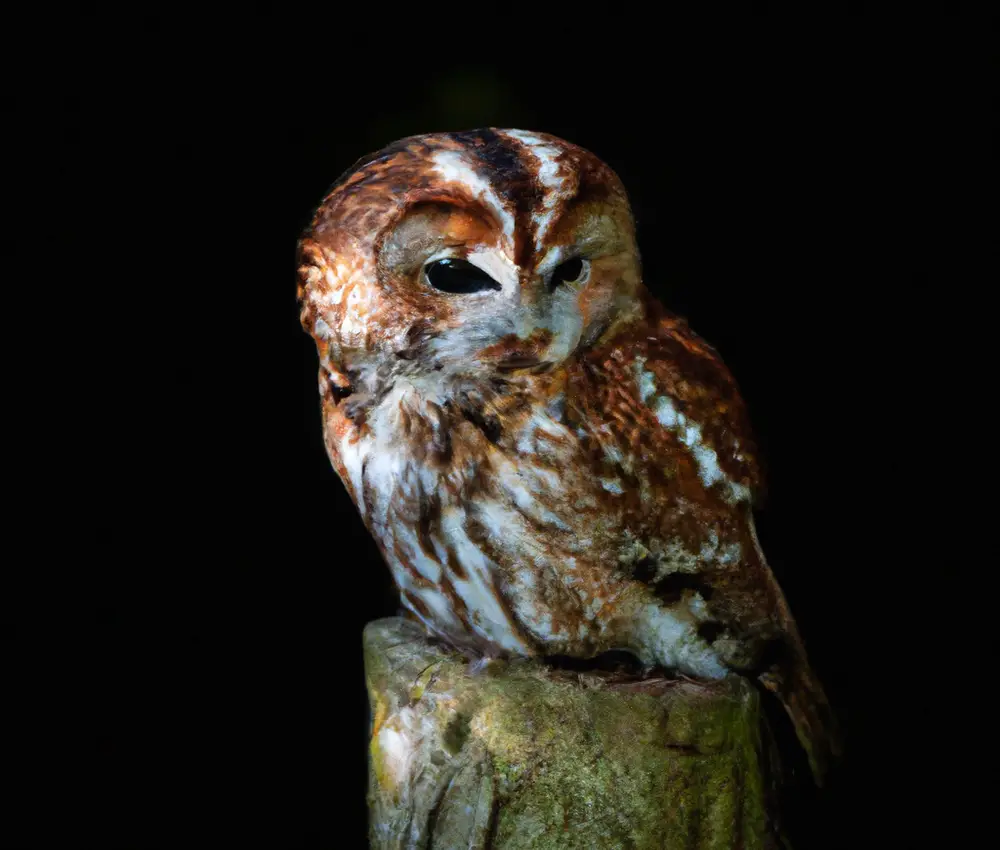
xmin=570 ymin=290 xmax=764 ymax=505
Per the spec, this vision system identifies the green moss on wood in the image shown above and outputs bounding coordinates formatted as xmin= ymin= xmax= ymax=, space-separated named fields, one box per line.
xmin=364 ymin=618 xmax=780 ymax=849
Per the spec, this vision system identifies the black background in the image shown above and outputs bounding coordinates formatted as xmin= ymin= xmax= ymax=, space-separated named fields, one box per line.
xmin=24 ymin=10 xmax=991 ymax=848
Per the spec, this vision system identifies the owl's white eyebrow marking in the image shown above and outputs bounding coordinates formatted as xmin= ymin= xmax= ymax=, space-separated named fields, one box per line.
xmin=502 ymin=129 xmax=575 ymax=252
xmin=465 ymin=247 xmax=519 ymax=294
xmin=431 ymin=150 xmax=516 ymax=241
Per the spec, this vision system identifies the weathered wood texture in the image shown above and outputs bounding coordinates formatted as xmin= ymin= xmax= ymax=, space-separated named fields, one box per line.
xmin=365 ymin=618 xmax=783 ymax=849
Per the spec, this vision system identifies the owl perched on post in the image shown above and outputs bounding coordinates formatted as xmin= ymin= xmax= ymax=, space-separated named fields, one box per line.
xmin=297 ymin=129 xmax=839 ymax=782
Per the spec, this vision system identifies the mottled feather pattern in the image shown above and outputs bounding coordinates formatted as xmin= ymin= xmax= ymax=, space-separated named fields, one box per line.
xmin=298 ymin=129 xmax=840 ymax=782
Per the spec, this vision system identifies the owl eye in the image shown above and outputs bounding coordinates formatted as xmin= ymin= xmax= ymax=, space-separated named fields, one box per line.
xmin=424 ymin=258 xmax=502 ymax=294
xmin=550 ymin=257 xmax=589 ymax=289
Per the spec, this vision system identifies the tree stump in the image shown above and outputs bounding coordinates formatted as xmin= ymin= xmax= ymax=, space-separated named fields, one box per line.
xmin=364 ymin=617 xmax=783 ymax=849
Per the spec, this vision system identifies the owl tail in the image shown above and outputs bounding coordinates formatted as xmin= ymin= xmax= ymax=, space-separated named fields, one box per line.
xmin=758 ymin=649 xmax=842 ymax=787
xmin=744 ymin=509 xmax=842 ymax=786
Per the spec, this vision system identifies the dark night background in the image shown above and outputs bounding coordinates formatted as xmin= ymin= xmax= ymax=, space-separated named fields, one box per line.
xmin=17 ymin=10 xmax=992 ymax=848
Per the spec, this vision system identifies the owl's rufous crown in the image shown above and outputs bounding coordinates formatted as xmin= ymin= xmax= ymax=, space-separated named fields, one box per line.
xmin=301 ymin=129 xmax=633 ymax=271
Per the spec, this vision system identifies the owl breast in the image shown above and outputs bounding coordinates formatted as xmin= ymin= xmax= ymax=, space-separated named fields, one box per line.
xmin=329 ymin=339 xmax=754 ymax=678
xmin=336 ymin=375 xmax=605 ymax=655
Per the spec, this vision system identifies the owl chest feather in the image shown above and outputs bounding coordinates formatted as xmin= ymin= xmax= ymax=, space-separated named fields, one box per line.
xmin=339 ymin=379 xmax=606 ymax=653
xmin=333 ymin=361 xmax=752 ymax=678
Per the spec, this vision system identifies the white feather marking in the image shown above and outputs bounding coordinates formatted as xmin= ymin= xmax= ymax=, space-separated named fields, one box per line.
xmin=535 ymin=244 xmax=568 ymax=277
xmin=431 ymin=150 xmax=516 ymax=240
xmin=600 ymin=478 xmax=624 ymax=494
xmin=688 ymin=592 xmax=710 ymax=621
xmin=337 ymin=435 xmax=371 ymax=519
xmin=524 ymin=465 xmax=562 ymax=492
xmin=638 ymin=603 xmax=727 ymax=679
xmin=466 ymin=247 xmax=520 ymax=295
xmin=392 ymin=525 xmax=442 ymax=584
xmin=652 ymin=396 xmax=679 ymax=429
xmin=719 ymin=542 xmax=742 ymax=565
xmin=470 ymin=493 xmax=573 ymax=643
xmin=516 ymin=408 xmax=571 ymax=457
xmin=638 ymin=368 xmax=658 ymax=403
xmin=440 ymin=508 xmax=529 ymax=653
xmin=635 ymin=360 xmax=751 ymax=504
xmin=407 ymin=582 xmax=456 ymax=627
xmin=502 ymin=130 xmax=573 ymax=250
xmin=496 ymin=462 xmax=569 ymax=531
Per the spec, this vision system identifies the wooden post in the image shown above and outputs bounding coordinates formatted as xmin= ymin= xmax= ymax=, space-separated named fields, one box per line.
xmin=364 ymin=617 xmax=784 ymax=849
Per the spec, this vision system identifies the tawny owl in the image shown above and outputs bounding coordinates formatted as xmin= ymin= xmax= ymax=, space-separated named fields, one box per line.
xmin=297 ymin=129 xmax=839 ymax=782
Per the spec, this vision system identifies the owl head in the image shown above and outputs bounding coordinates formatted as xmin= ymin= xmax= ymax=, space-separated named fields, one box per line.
xmin=297 ymin=130 xmax=643 ymax=398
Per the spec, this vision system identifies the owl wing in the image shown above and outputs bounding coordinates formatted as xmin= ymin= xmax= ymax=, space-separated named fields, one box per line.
xmin=568 ymin=292 xmax=841 ymax=785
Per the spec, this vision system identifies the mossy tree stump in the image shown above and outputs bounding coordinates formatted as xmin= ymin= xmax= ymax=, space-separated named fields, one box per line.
xmin=364 ymin=617 xmax=783 ymax=849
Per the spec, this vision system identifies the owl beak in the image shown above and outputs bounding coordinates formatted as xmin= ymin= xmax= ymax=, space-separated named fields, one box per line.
xmin=514 ymin=268 xmax=549 ymax=310
xmin=481 ymin=329 xmax=555 ymax=374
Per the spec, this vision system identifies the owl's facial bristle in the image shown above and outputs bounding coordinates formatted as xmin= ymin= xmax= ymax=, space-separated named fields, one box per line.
xmin=430 ymin=149 xmax=518 ymax=245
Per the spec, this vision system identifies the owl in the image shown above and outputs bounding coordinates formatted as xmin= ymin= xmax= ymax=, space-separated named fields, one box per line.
xmin=297 ymin=129 xmax=839 ymax=782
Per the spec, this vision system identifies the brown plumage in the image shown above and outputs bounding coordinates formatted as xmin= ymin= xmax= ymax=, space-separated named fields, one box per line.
xmin=297 ymin=129 xmax=841 ymax=782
